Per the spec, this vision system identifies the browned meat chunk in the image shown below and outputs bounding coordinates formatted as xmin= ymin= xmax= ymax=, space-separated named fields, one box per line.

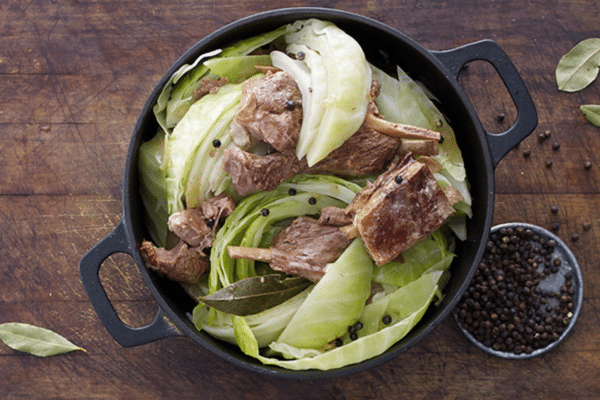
xmin=167 ymin=193 xmax=235 ymax=249
xmin=318 ymin=206 xmax=354 ymax=226
xmin=307 ymin=122 xmax=402 ymax=177
xmin=142 ymin=194 xmax=235 ymax=283
xmin=201 ymin=193 xmax=236 ymax=222
xmin=140 ymin=240 xmax=209 ymax=283
xmin=222 ymin=147 xmax=308 ymax=196
xmin=227 ymin=216 xmax=351 ymax=282
xmin=194 ymin=77 xmax=228 ymax=100
xmin=345 ymin=154 xmax=458 ymax=266
xmin=234 ymin=70 xmax=303 ymax=153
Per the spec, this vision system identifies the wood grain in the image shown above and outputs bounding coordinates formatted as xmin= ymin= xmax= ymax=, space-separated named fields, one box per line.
xmin=1 ymin=0 xmax=599 ymax=398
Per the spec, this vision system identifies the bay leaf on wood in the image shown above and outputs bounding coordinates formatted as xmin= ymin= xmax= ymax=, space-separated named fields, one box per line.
xmin=581 ymin=104 xmax=600 ymax=127
xmin=556 ymin=38 xmax=600 ymax=92
xmin=0 ymin=323 xmax=86 ymax=357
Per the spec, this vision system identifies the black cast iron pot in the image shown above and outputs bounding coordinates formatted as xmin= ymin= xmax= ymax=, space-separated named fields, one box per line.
xmin=79 ymin=7 xmax=537 ymax=379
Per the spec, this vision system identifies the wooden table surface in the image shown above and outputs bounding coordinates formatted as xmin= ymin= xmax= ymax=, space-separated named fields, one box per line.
xmin=2 ymin=0 xmax=599 ymax=398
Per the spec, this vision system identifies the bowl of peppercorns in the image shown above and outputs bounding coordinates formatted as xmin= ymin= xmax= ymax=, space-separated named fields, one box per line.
xmin=454 ymin=222 xmax=583 ymax=359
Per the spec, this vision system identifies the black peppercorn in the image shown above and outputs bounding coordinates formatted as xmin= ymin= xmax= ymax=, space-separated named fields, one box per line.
xmin=523 ymin=149 xmax=531 ymax=158
xmin=454 ymin=226 xmax=574 ymax=356
xmin=545 ymin=159 xmax=553 ymax=168
xmin=382 ymin=315 xmax=392 ymax=325
xmin=552 ymin=142 xmax=560 ymax=151
xmin=308 ymin=197 xmax=317 ymax=205
xmin=288 ymin=188 xmax=297 ymax=196
xmin=583 ymin=160 xmax=592 ymax=170
xmin=212 ymin=139 xmax=221 ymax=148
xmin=260 ymin=208 xmax=270 ymax=216
xmin=395 ymin=175 xmax=403 ymax=184
xmin=550 ymin=205 xmax=559 ymax=214
xmin=285 ymin=100 xmax=296 ymax=110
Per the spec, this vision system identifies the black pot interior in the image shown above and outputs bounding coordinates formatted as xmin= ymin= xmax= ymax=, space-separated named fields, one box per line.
xmin=123 ymin=8 xmax=493 ymax=378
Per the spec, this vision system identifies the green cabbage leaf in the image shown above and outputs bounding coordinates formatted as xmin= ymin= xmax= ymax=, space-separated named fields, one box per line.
xmin=275 ymin=19 xmax=372 ymax=166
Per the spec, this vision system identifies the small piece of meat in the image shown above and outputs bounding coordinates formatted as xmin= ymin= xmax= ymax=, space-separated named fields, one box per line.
xmin=168 ymin=208 xmax=213 ymax=249
xmin=227 ymin=216 xmax=351 ymax=282
xmin=222 ymin=146 xmax=308 ymax=196
xmin=307 ymin=122 xmax=402 ymax=176
xmin=194 ymin=77 xmax=228 ymax=100
xmin=201 ymin=193 xmax=235 ymax=221
xmin=234 ymin=70 xmax=303 ymax=152
xmin=318 ymin=206 xmax=354 ymax=226
xmin=168 ymin=193 xmax=235 ymax=249
xmin=140 ymin=240 xmax=209 ymax=283
xmin=345 ymin=153 xmax=458 ymax=266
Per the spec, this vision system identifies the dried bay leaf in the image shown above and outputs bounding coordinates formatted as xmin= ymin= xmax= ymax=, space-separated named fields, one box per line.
xmin=556 ymin=38 xmax=600 ymax=92
xmin=0 ymin=323 xmax=86 ymax=357
xmin=200 ymin=275 xmax=312 ymax=316
xmin=581 ymin=105 xmax=600 ymax=127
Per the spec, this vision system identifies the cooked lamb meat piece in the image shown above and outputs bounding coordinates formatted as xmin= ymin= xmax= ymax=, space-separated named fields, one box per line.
xmin=140 ymin=240 xmax=209 ymax=283
xmin=234 ymin=70 xmax=303 ymax=153
xmin=222 ymin=147 xmax=308 ymax=196
xmin=200 ymin=193 xmax=236 ymax=222
xmin=167 ymin=193 xmax=235 ymax=249
xmin=227 ymin=216 xmax=351 ymax=282
xmin=344 ymin=153 xmax=460 ymax=266
xmin=168 ymin=208 xmax=212 ymax=249
xmin=141 ymin=193 xmax=235 ymax=283
xmin=318 ymin=206 xmax=354 ymax=226
xmin=193 ymin=77 xmax=228 ymax=101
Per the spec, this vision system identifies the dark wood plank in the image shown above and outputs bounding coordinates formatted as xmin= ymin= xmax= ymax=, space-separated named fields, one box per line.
xmin=2 ymin=0 xmax=600 ymax=398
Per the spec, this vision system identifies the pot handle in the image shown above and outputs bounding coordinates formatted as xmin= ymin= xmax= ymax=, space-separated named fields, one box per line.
xmin=79 ymin=221 xmax=182 ymax=347
xmin=432 ymin=39 xmax=538 ymax=167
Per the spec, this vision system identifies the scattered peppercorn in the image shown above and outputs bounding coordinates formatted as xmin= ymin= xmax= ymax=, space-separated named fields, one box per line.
xmin=206 ymin=218 xmax=215 ymax=227
xmin=454 ymin=226 xmax=574 ymax=355
xmin=435 ymin=119 xmax=443 ymax=127
xmin=285 ymin=100 xmax=296 ymax=111
xmin=212 ymin=139 xmax=221 ymax=148
xmin=538 ymin=133 xmax=546 ymax=143
xmin=496 ymin=113 xmax=506 ymax=122
xmin=438 ymin=135 xmax=444 ymax=144
xmin=296 ymin=51 xmax=305 ymax=60
xmin=544 ymin=130 xmax=552 ymax=139
xmin=260 ymin=208 xmax=270 ymax=216
xmin=584 ymin=161 xmax=592 ymax=170
xmin=582 ymin=222 xmax=592 ymax=231
xmin=552 ymin=142 xmax=560 ymax=151
xmin=334 ymin=338 xmax=343 ymax=347
xmin=523 ymin=149 xmax=531 ymax=158
xmin=550 ymin=205 xmax=559 ymax=214
xmin=395 ymin=175 xmax=404 ymax=184
xmin=382 ymin=315 xmax=392 ymax=325
xmin=551 ymin=223 xmax=560 ymax=232
xmin=288 ymin=188 xmax=297 ymax=196
xmin=308 ymin=197 xmax=317 ymax=205
xmin=545 ymin=159 xmax=553 ymax=168
xmin=571 ymin=233 xmax=579 ymax=242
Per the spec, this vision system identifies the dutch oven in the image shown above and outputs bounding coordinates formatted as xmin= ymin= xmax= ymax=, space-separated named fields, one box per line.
xmin=79 ymin=7 xmax=538 ymax=379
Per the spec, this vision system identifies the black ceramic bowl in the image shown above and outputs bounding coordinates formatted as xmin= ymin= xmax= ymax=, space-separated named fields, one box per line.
xmin=79 ymin=7 xmax=538 ymax=378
